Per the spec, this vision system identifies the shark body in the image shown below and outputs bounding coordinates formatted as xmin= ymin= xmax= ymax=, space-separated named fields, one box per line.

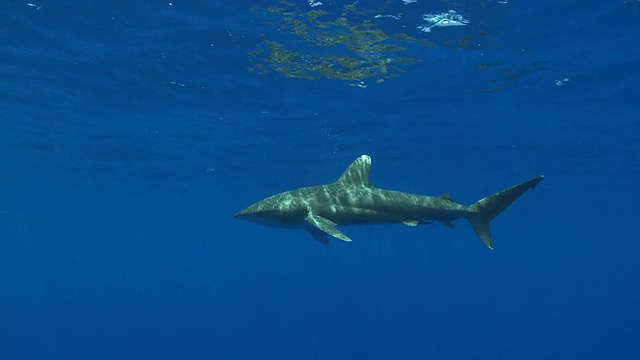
xmin=235 ymin=155 xmax=543 ymax=249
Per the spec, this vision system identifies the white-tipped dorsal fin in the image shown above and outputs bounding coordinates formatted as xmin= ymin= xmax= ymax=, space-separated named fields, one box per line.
xmin=336 ymin=154 xmax=372 ymax=187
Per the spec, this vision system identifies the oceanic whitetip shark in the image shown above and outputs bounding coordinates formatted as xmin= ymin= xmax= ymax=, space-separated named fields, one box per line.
xmin=235 ymin=155 xmax=543 ymax=249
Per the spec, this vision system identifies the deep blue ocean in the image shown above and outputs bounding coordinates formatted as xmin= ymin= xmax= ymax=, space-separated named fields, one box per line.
xmin=1 ymin=0 xmax=639 ymax=359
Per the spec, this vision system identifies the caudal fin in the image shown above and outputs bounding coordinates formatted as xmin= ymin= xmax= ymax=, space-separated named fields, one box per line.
xmin=467 ymin=176 xmax=544 ymax=249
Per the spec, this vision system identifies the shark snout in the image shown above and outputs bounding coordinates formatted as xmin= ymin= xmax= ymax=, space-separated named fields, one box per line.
xmin=234 ymin=203 xmax=270 ymax=218
xmin=234 ymin=207 xmax=252 ymax=218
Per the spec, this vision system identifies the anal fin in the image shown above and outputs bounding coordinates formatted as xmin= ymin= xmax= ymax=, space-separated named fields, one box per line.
xmin=305 ymin=213 xmax=352 ymax=242
xmin=402 ymin=220 xmax=433 ymax=226
xmin=441 ymin=220 xmax=455 ymax=228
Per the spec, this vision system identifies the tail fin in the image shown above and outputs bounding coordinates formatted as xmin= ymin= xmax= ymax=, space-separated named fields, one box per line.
xmin=467 ymin=176 xmax=544 ymax=249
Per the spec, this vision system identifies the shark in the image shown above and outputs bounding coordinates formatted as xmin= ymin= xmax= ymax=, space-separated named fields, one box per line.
xmin=235 ymin=155 xmax=543 ymax=249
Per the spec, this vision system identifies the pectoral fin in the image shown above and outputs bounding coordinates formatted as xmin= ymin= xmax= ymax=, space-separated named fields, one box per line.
xmin=305 ymin=213 xmax=352 ymax=242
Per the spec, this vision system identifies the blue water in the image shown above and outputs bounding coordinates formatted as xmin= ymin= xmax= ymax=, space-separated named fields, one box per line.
xmin=2 ymin=0 xmax=639 ymax=358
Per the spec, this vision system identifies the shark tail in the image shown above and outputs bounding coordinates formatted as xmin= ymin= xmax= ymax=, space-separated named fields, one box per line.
xmin=467 ymin=176 xmax=544 ymax=249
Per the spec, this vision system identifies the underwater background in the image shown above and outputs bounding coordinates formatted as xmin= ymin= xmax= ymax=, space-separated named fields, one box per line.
xmin=1 ymin=0 xmax=639 ymax=358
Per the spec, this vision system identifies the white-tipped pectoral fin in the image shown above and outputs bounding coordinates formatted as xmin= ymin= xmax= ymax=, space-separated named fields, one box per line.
xmin=305 ymin=213 xmax=352 ymax=242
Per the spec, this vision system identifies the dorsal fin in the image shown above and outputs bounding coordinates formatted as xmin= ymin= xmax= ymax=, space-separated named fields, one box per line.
xmin=336 ymin=155 xmax=372 ymax=187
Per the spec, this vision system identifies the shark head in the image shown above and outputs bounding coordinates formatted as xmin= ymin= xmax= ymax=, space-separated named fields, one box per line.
xmin=234 ymin=155 xmax=373 ymax=231
xmin=234 ymin=193 xmax=310 ymax=228
xmin=234 ymin=202 xmax=276 ymax=218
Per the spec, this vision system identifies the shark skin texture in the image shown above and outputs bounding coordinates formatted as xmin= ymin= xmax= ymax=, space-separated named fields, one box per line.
xmin=235 ymin=155 xmax=543 ymax=249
